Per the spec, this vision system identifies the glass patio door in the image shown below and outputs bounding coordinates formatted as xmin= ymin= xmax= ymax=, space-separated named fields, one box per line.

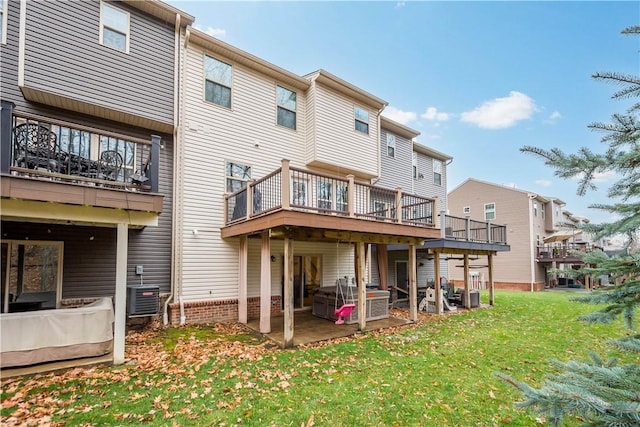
xmin=1 ymin=240 xmax=63 ymax=313
xmin=283 ymin=255 xmax=322 ymax=309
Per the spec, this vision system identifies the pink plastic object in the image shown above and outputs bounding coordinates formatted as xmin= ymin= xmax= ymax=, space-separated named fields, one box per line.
xmin=334 ymin=303 xmax=356 ymax=325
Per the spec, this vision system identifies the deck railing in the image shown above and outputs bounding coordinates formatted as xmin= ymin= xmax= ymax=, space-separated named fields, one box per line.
xmin=536 ymin=243 xmax=592 ymax=260
xmin=225 ymin=159 xmax=437 ymax=228
xmin=0 ymin=101 xmax=160 ymax=192
xmin=441 ymin=213 xmax=508 ymax=244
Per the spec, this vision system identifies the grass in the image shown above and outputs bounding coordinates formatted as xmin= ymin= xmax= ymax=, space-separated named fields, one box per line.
xmin=1 ymin=291 xmax=634 ymax=426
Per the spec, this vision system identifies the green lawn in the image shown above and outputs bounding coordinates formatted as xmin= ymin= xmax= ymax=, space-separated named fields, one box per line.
xmin=1 ymin=291 xmax=633 ymax=426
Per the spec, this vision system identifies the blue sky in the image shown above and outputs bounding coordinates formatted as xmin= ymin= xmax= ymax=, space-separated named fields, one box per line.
xmin=169 ymin=0 xmax=638 ymax=224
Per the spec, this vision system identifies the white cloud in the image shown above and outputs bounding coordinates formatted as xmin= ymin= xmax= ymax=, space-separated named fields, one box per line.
xmin=421 ymin=107 xmax=449 ymax=122
xmin=549 ymin=111 xmax=561 ymax=120
xmin=535 ymin=179 xmax=552 ymax=187
xmin=396 ymin=1 xmax=406 ymax=7
xmin=592 ymin=170 xmax=616 ymax=183
xmin=460 ymin=91 xmax=537 ymax=129
xmin=382 ymin=106 xmax=417 ymax=125
xmin=194 ymin=24 xmax=226 ymax=39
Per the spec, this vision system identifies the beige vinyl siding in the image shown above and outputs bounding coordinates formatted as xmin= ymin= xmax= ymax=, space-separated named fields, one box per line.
xmin=307 ymin=83 xmax=379 ymax=178
xmin=378 ymin=128 xmax=412 ymax=191
xmin=414 ymin=153 xmax=447 ymax=214
xmin=448 ymin=180 xmax=534 ymax=285
xmin=179 ymin=44 xmax=311 ymax=302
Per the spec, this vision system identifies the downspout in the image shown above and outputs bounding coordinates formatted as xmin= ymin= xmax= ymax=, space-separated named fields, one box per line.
xmin=165 ymin=13 xmax=181 ymax=325
xmin=528 ymin=194 xmax=536 ymax=292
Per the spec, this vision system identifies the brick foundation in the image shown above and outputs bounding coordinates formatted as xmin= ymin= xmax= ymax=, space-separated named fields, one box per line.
xmin=168 ymin=296 xmax=282 ymax=325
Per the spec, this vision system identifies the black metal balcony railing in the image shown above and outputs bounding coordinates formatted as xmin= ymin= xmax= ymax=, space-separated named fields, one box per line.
xmin=0 ymin=101 xmax=160 ymax=192
xmin=536 ymin=243 xmax=592 ymax=260
xmin=442 ymin=214 xmax=508 ymax=244
xmin=225 ymin=159 xmax=437 ymax=228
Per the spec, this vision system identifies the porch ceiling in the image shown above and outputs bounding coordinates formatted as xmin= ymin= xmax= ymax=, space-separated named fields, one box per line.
xmin=221 ymin=209 xmax=439 ymax=245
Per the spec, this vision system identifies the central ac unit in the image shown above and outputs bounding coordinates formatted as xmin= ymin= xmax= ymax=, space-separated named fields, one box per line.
xmin=127 ymin=285 xmax=159 ymax=316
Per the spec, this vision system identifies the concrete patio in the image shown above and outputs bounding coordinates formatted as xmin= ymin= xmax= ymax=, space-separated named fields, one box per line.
xmin=247 ymin=310 xmax=412 ymax=347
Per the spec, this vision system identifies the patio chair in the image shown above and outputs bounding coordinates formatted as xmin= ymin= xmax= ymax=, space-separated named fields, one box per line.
xmin=13 ymin=123 xmax=63 ymax=173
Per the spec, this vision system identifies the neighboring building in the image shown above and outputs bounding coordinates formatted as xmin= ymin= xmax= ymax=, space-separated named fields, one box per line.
xmin=0 ymin=0 xmax=193 ymax=364
xmin=447 ymin=178 xmax=594 ymax=291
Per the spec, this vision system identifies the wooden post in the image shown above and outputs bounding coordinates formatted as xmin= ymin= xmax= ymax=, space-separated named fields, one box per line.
xmin=347 ymin=174 xmax=355 ymax=217
xmin=260 ymin=232 xmax=271 ymax=333
xmin=246 ymin=181 xmax=254 ymax=220
xmin=464 ymin=253 xmax=471 ymax=309
xmin=408 ymin=244 xmax=417 ymax=321
xmin=113 ymin=223 xmax=128 ymax=365
xmin=238 ymin=235 xmax=248 ymax=324
xmin=488 ymin=253 xmax=495 ymax=306
xmin=149 ymin=135 xmax=161 ymax=193
xmin=395 ymin=188 xmax=402 ymax=224
xmin=356 ymin=242 xmax=367 ymax=331
xmin=283 ymin=237 xmax=294 ymax=348
xmin=281 ymin=159 xmax=291 ymax=210
xmin=0 ymin=101 xmax=14 ymax=175
xmin=434 ymin=251 xmax=442 ymax=314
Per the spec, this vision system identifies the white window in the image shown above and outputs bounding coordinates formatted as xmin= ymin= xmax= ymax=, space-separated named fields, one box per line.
xmin=100 ymin=1 xmax=130 ymax=53
xmin=276 ymin=85 xmax=296 ymax=130
xmin=533 ymin=201 xmax=538 ymax=217
xmin=2 ymin=241 xmax=63 ymax=313
xmin=354 ymin=106 xmax=369 ymax=134
xmin=292 ymin=179 xmax=307 ymax=206
xmin=0 ymin=0 xmax=7 ymax=45
xmin=463 ymin=206 xmax=470 ymax=214
xmin=387 ymin=134 xmax=396 ymax=157
xmin=433 ymin=159 xmax=442 ymax=186
xmin=205 ymin=55 xmax=232 ymax=108
xmin=412 ymin=152 xmax=417 ymax=179
xmin=317 ymin=181 xmax=333 ymax=210
xmin=484 ymin=203 xmax=496 ymax=220
xmin=336 ymin=184 xmax=348 ymax=211
xmin=225 ymin=161 xmax=251 ymax=192
xmin=541 ymin=204 xmax=545 ymax=219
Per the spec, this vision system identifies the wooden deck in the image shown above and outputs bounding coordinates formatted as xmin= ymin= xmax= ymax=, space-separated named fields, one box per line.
xmin=247 ymin=310 xmax=412 ymax=347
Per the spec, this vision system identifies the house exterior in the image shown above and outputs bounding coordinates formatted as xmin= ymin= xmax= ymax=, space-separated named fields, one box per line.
xmin=447 ymin=178 xmax=593 ymax=291
xmin=0 ymin=0 xmax=193 ymax=364
xmin=171 ymin=28 xmax=509 ymax=347
xmin=371 ymin=117 xmax=453 ymax=296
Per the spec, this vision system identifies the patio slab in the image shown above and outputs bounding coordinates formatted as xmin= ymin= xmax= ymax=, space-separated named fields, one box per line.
xmin=247 ymin=310 xmax=412 ymax=347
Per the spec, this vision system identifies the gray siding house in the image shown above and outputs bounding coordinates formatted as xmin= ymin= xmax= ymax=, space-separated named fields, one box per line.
xmin=0 ymin=0 xmax=193 ymax=366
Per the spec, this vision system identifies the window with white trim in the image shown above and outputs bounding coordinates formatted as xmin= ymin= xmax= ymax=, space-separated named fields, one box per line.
xmin=292 ymin=179 xmax=307 ymax=206
xmin=541 ymin=203 xmax=545 ymax=219
xmin=100 ymin=1 xmax=130 ymax=53
xmin=276 ymin=85 xmax=296 ymax=130
xmin=336 ymin=184 xmax=348 ymax=212
xmin=484 ymin=203 xmax=496 ymax=220
xmin=354 ymin=106 xmax=369 ymax=134
xmin=0 ymin=0 xmax=7 ymax=45
xmin=533 ymin=201 xmax=538 ymax=217
xmin=463 ymin=206 xmax=470 ymax=214
xmin=387 ymin=134 xmax=395 ymax=157
xmin=317 ymin=181 xmax=333 ymax=210
xmin=225 ymin=161 xmax=251 ymax=192
xmin=433 ymin=159 xmax=442 ymax=186
xmin=205 ymin=55 xmax=232 ymax=108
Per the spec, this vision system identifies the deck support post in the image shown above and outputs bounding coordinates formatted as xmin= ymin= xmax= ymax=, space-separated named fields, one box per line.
xmin=463 ymin=253 xmax=471 ymax=310
xmin=113 ymin=222 xmax=128 ymax=365
xmin=260 ymin=232 xmax=271 ymax=333
xmin=488 ymin=253 xmax=495 ymax=306
xmin=238 ymin=235 xmax=248 ymax=324
xmin=356 ymin=242 xmax=367 ymax=331
xmin=283 ymin=237 xmax=294 ymax=348
xmin=434 ymin=251 xmax=442 ymax=315
xmin=408 ymin=244 xmax=417 ymax=321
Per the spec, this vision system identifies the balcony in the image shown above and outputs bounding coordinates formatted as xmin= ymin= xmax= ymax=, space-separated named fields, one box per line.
xmin=221 ymin=160 xmax=440 ymax=243
xmin=441 ymin=214 xmax=508 ymax=244
xmin=0 ymin=101 xmax=163 ymax=219
xmin=536 ymin=243 xmax=592 ymax=263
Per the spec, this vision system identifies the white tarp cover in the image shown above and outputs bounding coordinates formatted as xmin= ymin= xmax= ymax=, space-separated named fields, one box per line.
xmin=0 ymin=297 xmax=114 ymax=352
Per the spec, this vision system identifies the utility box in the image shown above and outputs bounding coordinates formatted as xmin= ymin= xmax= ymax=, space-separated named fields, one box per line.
xmin=127 ymin=285 xmax=159 ymax=316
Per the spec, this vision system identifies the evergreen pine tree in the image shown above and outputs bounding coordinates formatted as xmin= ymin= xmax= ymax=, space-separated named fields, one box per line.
xmin=497 ymin=26 xmax=640 ymax=426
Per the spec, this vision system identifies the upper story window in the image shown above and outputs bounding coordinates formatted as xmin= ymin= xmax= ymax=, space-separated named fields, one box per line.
xmin=387 ymin=134 xmax=396 ymax=157
xmin=276 ymin=85 xmax=296 ymax=130
xmin=433 ymin=159 xmax=442 ymax=186
xmin=354 ymin=106 xmax=369 ymax=134
xmin=463 ymin=206 xmax=470 ymax=214
xmin=100 ymin=2 xmax=130 ymax=53
xmin=484 ymin=203 xmax=496 ymax=220
xmin=205 ymin=55 xmax=232 ymax=108
xmin=533 ymin=201 xmax=538 ymax=217
xmin=226 ymin=161 xmax=251 ymax=192
xmin=0 ymin=0 xmax=7 ymax=45
xmin=541 ymin=204 xmax=545 ymax=219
